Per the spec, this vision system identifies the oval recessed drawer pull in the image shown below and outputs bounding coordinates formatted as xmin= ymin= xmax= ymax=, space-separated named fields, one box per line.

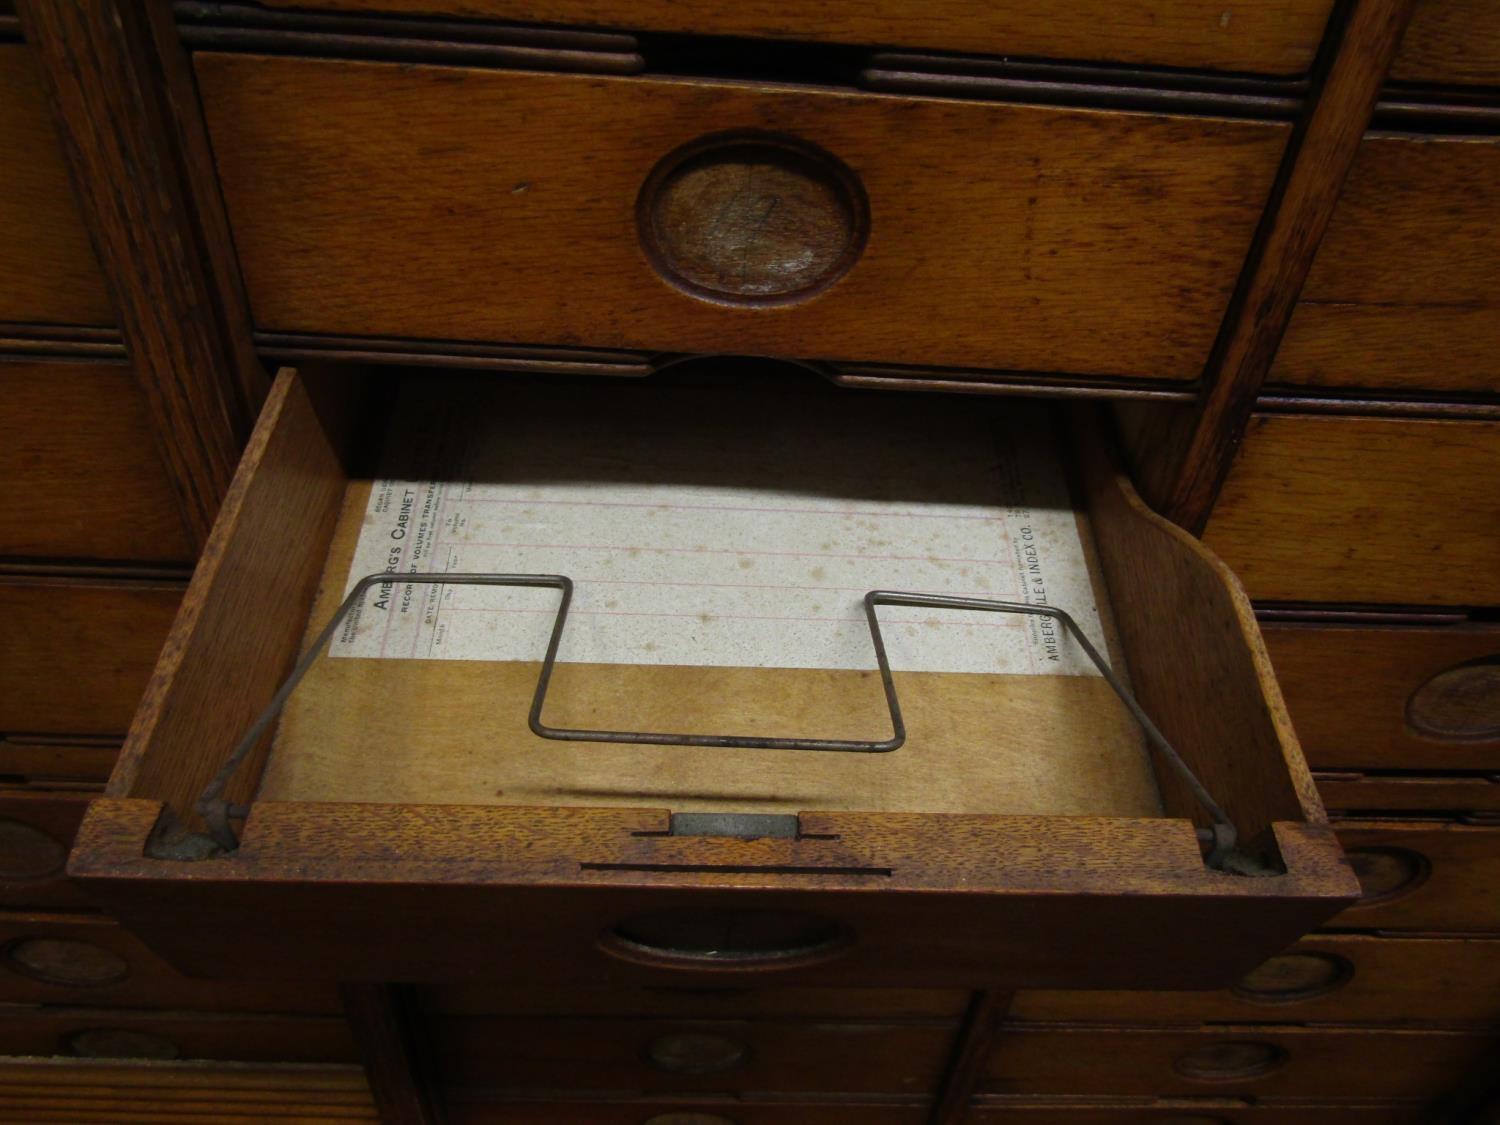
xmin=603 ymin=908 xmax=851 ymax=972
xmin=645 ymin=1031 xmax=751 ymax=1076
xmin=642 ymin=1114 xmax=738 ymax=1125
xmin=0 ymin=818 xmax=67 ymax=881
xmin=4 ymin=937 xmax=129 ymax=988
xmin=1231 ymin=950 xmax=1353 ymax=1004
xmin=1345 ymin=846 xmax=1431 ymax=904
xmin=1407 ymin=656 xmax=1500 ymax=741
xmin=63 ymin=1027 xmax=180 ymax=1060
xmin=1172 ymin=1040 xmax=1287 ymax=1082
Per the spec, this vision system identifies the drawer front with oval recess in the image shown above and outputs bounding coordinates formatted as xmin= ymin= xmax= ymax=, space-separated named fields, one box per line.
xmin=445 ymin=1096 xmax=926 ymax=1125
xmin=196 ymin=53 xmax=1287 ymax=380
xmin=71 ymin=365 xmax=1353 ymax=988
xmin=259 ymin=0 xmax=1334 ymax=75
xmin=1332 ymin=819 xmax=1500 ymax=932
xmin=1012 ymin=933 xmax=1500 ymax=1027
xmin=0 ymin=42 xmax=114 ymax=327
xmin=435 ymin=1015 xmax=952 ymax=1095
xmin=0 ymin=1008 xmax=354 ymax=1064
xmin=1203 ymin=415 xmax=1500 ymax=607
xmin=1260 ymin=619 xmax=1500 ymax=773
xmin=0 ymin=791 xmax=92 ymax=911
xmin=981 ymin=1024 xmax=1493 ymax=1100
xmin=0 ymin=360 xmax=191 ymax=564
xmin=1272 ymin=133 xmax=1500 ymax=395
xmin=422 ymin=982 xmax=967 ymax=1020
xmin=1391 ymin=0 xmax=1500 ymax=87
xmin=0 ymin=577 xmax=182 ymax=736
xmin=0 ymin=911 xmax=340 ymax=1013
xmin=970 ymin=1099 xmax=1436 ymax=1123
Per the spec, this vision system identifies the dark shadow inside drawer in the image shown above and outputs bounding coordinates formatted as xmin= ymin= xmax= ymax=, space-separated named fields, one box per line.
xmin=73 ymin=362 xmax=1357 ymax=987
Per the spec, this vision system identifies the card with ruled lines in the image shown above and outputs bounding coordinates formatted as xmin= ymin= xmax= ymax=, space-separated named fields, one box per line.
xmin=330 ymin=379 xmax=1105 ymax=677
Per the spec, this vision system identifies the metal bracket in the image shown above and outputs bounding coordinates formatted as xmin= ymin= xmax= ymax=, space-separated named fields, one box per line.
xmin=196 ymin=572 xmax=1240 ymax=868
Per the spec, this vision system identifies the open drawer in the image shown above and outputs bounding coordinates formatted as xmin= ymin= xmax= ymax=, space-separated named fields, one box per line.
xmin=69 ymin=364 xmax=1355 ymax=988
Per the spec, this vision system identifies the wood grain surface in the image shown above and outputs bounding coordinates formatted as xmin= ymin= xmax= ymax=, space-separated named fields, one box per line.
xmin=1391 ymin=0 xmax=1500 ymax=85
xmin=0 ymin=360 xmax=193 ymax=563
xmin=1331 ymin=818 xmax=1500 ymax=932
xmin=0 ymin=1007 xmax=355 ymax=1064
xmin=257 ymin=0 xmax=1335 ymax=75
xmin=447 ymin=1096 xmax=927 ymax=1124
xmin=1262 ymin=619 xmax=1500 ymax=771
xmin=1316 ymin=772 xmax=1500 ymax=814
xmin=969 ymin=1098 xmax=1439 ymax=1123
xmin=0 ymin=1059 xmax=378 ymax=1124
xmin=981 ymin=1023 xmax=1493 ymax=1100
xmin=0 ymin=42 xmax=113 ymax=326
xmin=1203 ymin=414 xmax=1500 ymax=606
xmin=196 ymin=53 xmax=1288 ymax=379
xmin=1012 ymin=933 xmax=1500 ymax=1027
xmin=0 ymin=789 xmax=92 ymax=911
xmin=0 ymin=575 xmax=182 ymax=735
xmin=1273 ymin=133 xmax=1500 ymax=394
xmin=0 ymin=735 xmax=120 ymax=785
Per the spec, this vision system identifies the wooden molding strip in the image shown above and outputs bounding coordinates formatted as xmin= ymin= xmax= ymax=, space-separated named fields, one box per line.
xmin=341 ymin=984 xmax=445 ymax=1125
xmin=16 ymin=0 xmax=267 ymax=549
xmin=1132 ymin=0 xmax=1420 ymax=534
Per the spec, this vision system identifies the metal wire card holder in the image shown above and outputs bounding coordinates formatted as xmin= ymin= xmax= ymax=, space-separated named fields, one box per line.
xmin=195 ymin=572 xmax=1242 ymax=867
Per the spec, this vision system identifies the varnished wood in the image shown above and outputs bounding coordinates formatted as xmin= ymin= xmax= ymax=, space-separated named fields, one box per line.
xmin=1127 ymin=0 xmax=1419 ymax=532
xmin=1203 ymin=414 xmax=1500 ymax=605
xmin=981 ymin=1023 xmax=1494 ymax=1100
xmin=1274 ymin=132 xmax=1500 ymax=395
xmin=341 ymin=984 xmax=444 ymax=1125
xmin=928 ymin=991 xmax=1010 ymax=1125
xmin=447 ymin=1098 xmax=927 ymax=1124
xmin=0 ymin=910 xmax=341 ymax=1012
xmin=0 ymin=735 xmax=119 ymax=785
xmin=420 ymin=982 xmax=967 ymax=1019
xmin=0 ymin=1059 xmax=377 ymax=1124
xmin=1332 ymin=818 xmax=1500 ymax=932
xmin=0 ymin=1007 xmax=355 ymax=1064
xmin=16 ymin=0 xmax=266 ymax=545
xmin=0 ymin=790 xmax=93 ymax=911
xmin=196 ymin=53 xmax=1287 ymax=379
xmin=1262 ymin=619 xmax=1500 ymax=771
xmin=0 ymin=360 xmax=193 ymax=563
xmin=258 ymin=0 xmax=1335 ymax=76
xmin=1013 ymin=933 xmax=1500 ymax=1027
xmin=0 ymin=575 xmax=182 ymax=736
xmin=1390 ymin=0 xmax=1500 ymax=85
xmin=969 ymin=1099 xmax=1438 ymax=1122
xmin=0 ymin=42 xmax=114 ymax=326
xmin=1316 ymin=772 xmax=1500 ymax=813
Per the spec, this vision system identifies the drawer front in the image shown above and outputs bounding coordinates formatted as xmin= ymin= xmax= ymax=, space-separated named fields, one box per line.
xmin=1391 ymin=0 xmax=1500 ymax=86
xmin=1261 ymin=620 xmax=1500 ymax=772
xmin=0 ymin=911 xmax=341 ymax=1013
xmin=422 ymin=983 xmax=967 ymax=1020
xmin=257 ymin=0 xmax=1334 ymax=75
xmin=198 ymin=53 xmax=1286 ymax=379
xmin=1316 ymin=774 xmax=1500 ymax=815
xmin=1012 ymin=934 xmax=1500 ymax=1027
xmin=0 ymin=1008 xmax=354 ymax=1064
xmin=0 ymin=791 xmax=91 ymax=911
xmin=1203 ymin=415 xmax=1500 ymax=606
xmin=446 ymin=1096 xmax=926 ymax=1125
xmin=0 ymin=577 xmax=181 ymax=735
xmin=970 ymin=1100 xmax=1432 ymax=1123
xmin=0 ymin=43 xmax=114 ymax=327
xmin=434 ymin=1015 xmax=954 ymax=1096
xmin=0 ymin=735 xmax=119 ymax=786
xmin=1332 ymin=819 xmax=1500 ymax=932
xmin=1273 ymin=134 xmax=1500 ymax=395
xmin=982 ymin=1024 xmax=1492 ymax=1100
xmin=0 ymin=361 xmax=191 ymax=563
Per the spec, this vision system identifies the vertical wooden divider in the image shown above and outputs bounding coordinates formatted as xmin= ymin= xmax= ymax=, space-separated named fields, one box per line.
xmin=928 ymin=991 xmax=1012 ymax=1124
xmin=341 ymin=984 xmax=447 ymax=1125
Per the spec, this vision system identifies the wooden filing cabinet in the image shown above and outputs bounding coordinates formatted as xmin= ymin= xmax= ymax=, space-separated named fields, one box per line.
xmin=4 ymin=0 xmax=1500 ymax=1121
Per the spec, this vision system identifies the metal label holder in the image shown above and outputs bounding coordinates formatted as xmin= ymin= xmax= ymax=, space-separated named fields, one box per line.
xmin=195 ymin=572 xmax=1241 ymax=868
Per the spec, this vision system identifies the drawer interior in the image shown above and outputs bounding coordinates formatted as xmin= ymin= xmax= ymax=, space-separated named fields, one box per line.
xmin=107 ymin=361 xmax=1319 ymax=864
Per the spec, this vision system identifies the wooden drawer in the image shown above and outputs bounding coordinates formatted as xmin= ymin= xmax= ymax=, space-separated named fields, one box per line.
xmin=423 ymin=983 xmax=967 ymax=1020
xmin=0 ymin=911 xmax=340 ymax=1013
xmin=0 ymin=735 xmax=119 ymax=787
xmin=981 ymin=1024 xmax=1493 ymax=1100
xmin=1273 ymin=133 xmax=1500 ymax=396
xmin=0 ymin=576 xmax=182 ymax=736
xmin=258 ymin=0 xmax=1335 ymax=75
xmin=1391 ymin=0 xmax=1500 ymax=87
xmin=0 ymin=791 xmax=92 ymax=911
xmin=0 ymin=42 xmax=114 ymax=327
xmin=0 ymin=360 xmax=191 ymax=564
xmin=1203 ymin=415 xmax=1500 ymax=606
xmin=446 ymin=1096 xmax=926 ymax=1125
xmin=0 ymin=1059 xmax=377 ymax=1124
xmin=197 ymin=53 xmax=1286 ymax=380
xmin=1332 ymin=818 xmax=1500 ymax=932
xmin=0 ymin=1006 xmax=354 ymax=1063
xmin=1012 ymin=933 xmax=1500 ymax=1027
xmin=72 ymin=365 xmax=1353 ymax=989
xmin=434 ymin=1015 xmax=953 ymax=1096
xmin=1261 ymin=619 xmax=1500 ymax=772
xmin=970 ymin=1099 xmax=1433 ymax=1123
xmin=1316 ymin=773 xmax=1500 ymax=815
